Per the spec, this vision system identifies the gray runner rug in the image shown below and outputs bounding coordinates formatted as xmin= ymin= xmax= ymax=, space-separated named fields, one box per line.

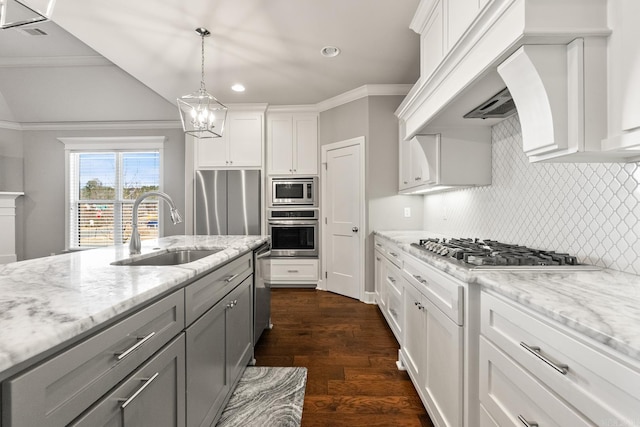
xmin=216 ymin=367 xmax=308 ymax=427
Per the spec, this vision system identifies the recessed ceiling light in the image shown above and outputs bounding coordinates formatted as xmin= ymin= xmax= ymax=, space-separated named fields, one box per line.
xmin=321 ymin=46 xmax=340 ymax=58
xmin=231 ymin=83 xmax=245 ymax=92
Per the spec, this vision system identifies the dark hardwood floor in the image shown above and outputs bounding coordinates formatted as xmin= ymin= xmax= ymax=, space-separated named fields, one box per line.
xmin=254 ymin=288 xmax=434 ymax=427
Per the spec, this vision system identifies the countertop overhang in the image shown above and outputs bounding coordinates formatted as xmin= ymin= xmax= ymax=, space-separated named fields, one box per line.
xmin=375 ymin=230 xmax=640 ymax=364
xmin=0 ymin=235 xmax=269 ymax=380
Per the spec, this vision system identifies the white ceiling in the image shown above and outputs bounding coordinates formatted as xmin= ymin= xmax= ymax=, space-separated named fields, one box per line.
xmin=0 ymin=0 xmax=420 ymax=122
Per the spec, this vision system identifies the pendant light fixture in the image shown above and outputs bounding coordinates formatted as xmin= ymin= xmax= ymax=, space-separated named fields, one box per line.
xmin=177 ymin=27 xmax=228 ymax=139
xmin=0 ymin=0 xmax=55 ymax=29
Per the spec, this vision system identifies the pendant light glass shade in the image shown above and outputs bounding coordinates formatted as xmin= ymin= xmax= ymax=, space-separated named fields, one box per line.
xmin=0 ymin=0 xmax=55 ymax=29
xmin=177 ymin=27 xmax=227 ymax=139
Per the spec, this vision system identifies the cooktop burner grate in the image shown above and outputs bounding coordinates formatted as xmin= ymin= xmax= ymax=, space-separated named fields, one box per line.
xmin=411 ymin=238 xmax=601 ymax=271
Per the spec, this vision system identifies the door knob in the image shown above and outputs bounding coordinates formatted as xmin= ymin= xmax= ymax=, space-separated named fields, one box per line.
xmin=352 ymin=227 xmax=359 ymax=232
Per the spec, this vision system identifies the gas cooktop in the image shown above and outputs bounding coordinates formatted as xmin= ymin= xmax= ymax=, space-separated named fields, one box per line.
xmin=411 ymin=238 xmax=601 ymax=271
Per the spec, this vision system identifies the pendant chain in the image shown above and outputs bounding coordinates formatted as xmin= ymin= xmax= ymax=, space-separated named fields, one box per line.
xmin=200 ymin=34 xmax=206 ymax=91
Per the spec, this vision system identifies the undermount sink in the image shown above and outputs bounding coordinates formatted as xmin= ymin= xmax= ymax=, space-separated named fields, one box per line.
xmin=112 ymin=248 xmax=223 ymax=266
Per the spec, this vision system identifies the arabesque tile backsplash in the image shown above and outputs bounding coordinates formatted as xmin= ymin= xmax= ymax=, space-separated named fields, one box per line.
xmin=423 ymin=115 xmax=640 ymax=275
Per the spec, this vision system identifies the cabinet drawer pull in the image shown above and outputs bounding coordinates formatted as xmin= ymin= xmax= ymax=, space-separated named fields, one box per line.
xmin=119 ymin=372 xmax=160 ymax=409
xmin=375 ymin=243 xmax=382 ymax=247
xmin=412 ymin=274 xmax=427 ymax=284
xmin=225 ymin=273 xmax=240 ymax=283
xmin=376 ymin=257 xmax=381 ymax=261
xmin=287 ymin=269 xmax=299 ymax=273
xmin=387 ymin=276 xmax=396 ymax=284
xmin=517 ymin=415 xmax=539 ymax=427
xmin=115 ymin=332 xmax=155 ymax=361
xmin=389 ymin=252 xmax=398 ymax=258
xmin=520 ymin=342 xmax=569 ymax=375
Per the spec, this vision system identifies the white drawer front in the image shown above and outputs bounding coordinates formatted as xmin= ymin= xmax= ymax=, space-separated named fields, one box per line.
xmin=403 ymin=255 xmax=463 ymax=325
xmin=480 ymin=336 xmax=594 ymax=427
xmin=374 ymin=236 xmax=403 ymax=268
xmin=266 ymin=258 xmax=318 ymax=281
xmin=481 ymin=291 xmax=640 ymax=426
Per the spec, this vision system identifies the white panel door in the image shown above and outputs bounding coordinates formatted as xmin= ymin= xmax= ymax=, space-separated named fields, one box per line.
xmin=324 ymin=141 xmax=362 ymax=300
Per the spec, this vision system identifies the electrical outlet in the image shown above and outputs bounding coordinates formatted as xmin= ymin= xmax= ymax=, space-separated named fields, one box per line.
xmin=404 ymin=207 xmax=411 ymax=218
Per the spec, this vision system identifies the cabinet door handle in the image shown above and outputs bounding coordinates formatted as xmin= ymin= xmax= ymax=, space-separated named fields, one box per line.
xmin=414 ymin=177 xmax=421 ymax=181
xmin=517 ymin=415 xmax=539 ymax=427
xmin=520 ymin=342 xmax=569 ymax=375
xmin=227 ymin=299 xmax=238 ymax=309
xmin=115 ymin=332 xmax=155 ymax=361
xmin=376 ymin=257 xmax=381 ymax=261
xmin=412 ymin=274 xmax=427 ymax=284
xmin=119 ymin=372 xmax=160 ymax=410
xmin=225 ymin=273 xmax=239 ymax=283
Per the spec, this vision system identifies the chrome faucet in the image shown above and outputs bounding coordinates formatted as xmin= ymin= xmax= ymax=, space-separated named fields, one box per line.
xmin=129 ymin=191 xmax=183 ymax=255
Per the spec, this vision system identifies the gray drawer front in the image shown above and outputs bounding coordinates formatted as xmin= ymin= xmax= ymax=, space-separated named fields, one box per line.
xmin=185 ymin=253 xmax=252 ymax=326
xmin=3 ymin=290 xmax=185 ymax=427
xmin=70 ymin=334 xmax=186 ymax=427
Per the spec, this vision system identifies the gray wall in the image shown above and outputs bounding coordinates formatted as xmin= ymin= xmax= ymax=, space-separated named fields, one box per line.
xmin=320 ymin=95 xmax=423 ymax=294
xmin=21 ymin=127 xmax=185 ymax=260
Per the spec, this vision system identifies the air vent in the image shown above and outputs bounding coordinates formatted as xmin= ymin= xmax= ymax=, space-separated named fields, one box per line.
xmin=16 ymin=27 xmax=48 ymax=36
xmin=464 ymin=87 xmax=516 ymax=119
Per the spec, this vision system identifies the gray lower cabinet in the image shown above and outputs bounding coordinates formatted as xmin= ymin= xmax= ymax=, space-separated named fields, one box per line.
xmin=2 ymin=290 xmax=185 ymax=427
xmin=186 ymin=275 xmax=254 ymax=427
xmin=70 ymin=334 xmax=186 ymax=427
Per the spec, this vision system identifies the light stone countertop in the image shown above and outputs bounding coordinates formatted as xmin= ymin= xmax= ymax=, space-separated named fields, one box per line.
xmin=0 ymin=235 xmax=269 ymax=380
xmin=374 ymin=230 xmax=640 ymax=364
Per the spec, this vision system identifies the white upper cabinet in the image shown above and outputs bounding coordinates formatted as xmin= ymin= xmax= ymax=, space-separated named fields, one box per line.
xmin=267 ymin=112 xmax=318 ymax=176
xmin=418 ymin=0 xmax=444 ymax=80
xmin=446 ymin=0 xmax=481 ymax=50
xmin=195 ymin=106 xmax=266 ymax=169
xmin=399 ymin=126 xmax=491 ymax=194
xmin=601 ymin=0 xmax=640 ymax=159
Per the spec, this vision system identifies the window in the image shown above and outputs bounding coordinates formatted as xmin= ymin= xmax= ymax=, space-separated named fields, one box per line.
xmin=62 ymin=137 xmax=165 ymax=249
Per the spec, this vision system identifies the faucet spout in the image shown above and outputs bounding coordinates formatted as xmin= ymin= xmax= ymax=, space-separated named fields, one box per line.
xmin=129 ymin=191 xmax=183 ymax=255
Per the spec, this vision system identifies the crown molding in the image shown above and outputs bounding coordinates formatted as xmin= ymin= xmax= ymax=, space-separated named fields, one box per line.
xmin=0 ymin=120 xmax=22 ymax=130
xmin=19 ymin=120 xmax=182 ymax=131
xmin=267 ymin=105 xmax=319 ymax=114
xmin=0 ymin=56 xmax=112 ymax=68
xmin=316 ymin=84 xmax=414 ymax=112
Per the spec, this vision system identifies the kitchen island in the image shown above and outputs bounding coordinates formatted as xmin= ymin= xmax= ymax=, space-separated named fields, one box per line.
xmin=0 ymin=234 xmax=269 ymax=427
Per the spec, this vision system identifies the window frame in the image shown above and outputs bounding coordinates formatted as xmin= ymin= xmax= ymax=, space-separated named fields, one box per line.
xmin=60 ymin=136 xmax=166 ymax=251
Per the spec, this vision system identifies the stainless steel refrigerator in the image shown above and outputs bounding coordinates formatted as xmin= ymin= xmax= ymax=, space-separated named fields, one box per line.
xmin=194 ymin=170 xmax=261 ymax=235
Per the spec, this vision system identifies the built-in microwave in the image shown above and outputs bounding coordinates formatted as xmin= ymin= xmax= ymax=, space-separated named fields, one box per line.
xmin=270 ymin=177 xmax=317 ymax=206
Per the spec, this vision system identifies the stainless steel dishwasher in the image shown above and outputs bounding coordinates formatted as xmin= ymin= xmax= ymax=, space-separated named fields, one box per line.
xmin=253 ymin=242 xmax=272 ymax=346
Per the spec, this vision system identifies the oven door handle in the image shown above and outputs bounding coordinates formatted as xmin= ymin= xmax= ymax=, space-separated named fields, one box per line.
xmin=268 ymin=220 xmax=318 ymax=226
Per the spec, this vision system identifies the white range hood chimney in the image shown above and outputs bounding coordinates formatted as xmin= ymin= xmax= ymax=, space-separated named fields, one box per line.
xmin=396 ymin=0 xmax=631 ymax=163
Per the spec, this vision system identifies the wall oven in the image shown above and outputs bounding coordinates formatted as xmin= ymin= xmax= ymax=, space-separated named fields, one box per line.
xmin=267 ymin=209 xmax=318 ymax=257
xmin=270 ymin=177 xmax=317 ymax=207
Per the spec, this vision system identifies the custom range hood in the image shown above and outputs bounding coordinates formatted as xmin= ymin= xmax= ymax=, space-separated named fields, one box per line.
xmin=396 ymin=0 xmax=629 ymax=162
